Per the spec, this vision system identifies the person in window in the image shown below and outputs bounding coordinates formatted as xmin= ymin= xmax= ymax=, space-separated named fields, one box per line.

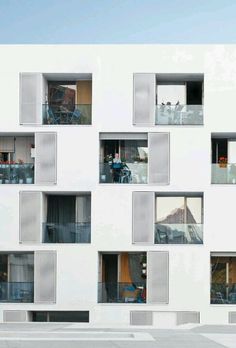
xmin=111 ymin=153 xmax=123 ymax=183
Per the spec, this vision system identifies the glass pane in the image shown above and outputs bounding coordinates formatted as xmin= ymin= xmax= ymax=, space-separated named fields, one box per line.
xmin=187 ymin=197 xmax=202 ymax=224
xmin=211 ymin=257 xmax=227 ymax=283
xmin=157 ymin=84 xmax=186 ymax=105
xmin=32 ymin=312 xmax=48 ymax=322
xmin=228 ymin=141 xmax=236 ymax=163
xmin=8 ymin=253 xmax=34 ymax=282
xmin=49 ymin=311 xmax=89 ymax=322
xmin=228 ymin=257 xmax=236 ymax=284
xmin=120 ymin=140 xmax=148 ymax=163
xmin=156 ymin=197 xmax=185 ymax=223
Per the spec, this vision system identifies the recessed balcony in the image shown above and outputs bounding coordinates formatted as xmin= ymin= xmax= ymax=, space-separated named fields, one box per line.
xmin=98 ymin=252 xmax=147 ymax=304
xmin=0 ymin=253 xmax=34 ymax=303
xmin=211 ymin=254 xmax=236 ymax=304
xmin=0 ymin=136 xmax=34 ymax=184
xmin=211 ymin=134 xmax=236 ymax=184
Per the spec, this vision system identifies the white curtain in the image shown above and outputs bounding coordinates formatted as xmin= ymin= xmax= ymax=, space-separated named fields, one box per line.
xmin=8 ymin=254 xmax=34 ymax=282
xmin=76 ymin=195 xmax=91 ymax=223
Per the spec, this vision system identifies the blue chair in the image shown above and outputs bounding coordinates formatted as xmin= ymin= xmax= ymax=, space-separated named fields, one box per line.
xmin=71 ymin=108 xmax=82 ymax=124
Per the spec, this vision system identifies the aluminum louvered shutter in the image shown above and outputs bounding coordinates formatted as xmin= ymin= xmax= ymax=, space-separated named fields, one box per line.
xmin=130 ymin=311 xmax=153 ymax=325
xmin=132 ymin=191 xmax=154 ymax=244
xmin=133 ymin=73 xmax=155 ymax=125
xmin=35 ymin=132 xmax=57 ymax=185
xmin=147 ymin=251 xmax=169 ymax=304
xmin=34 ymin=251 xmax=57 ymax=303
xmin=148 ymin=132 xmax=170 ymax=184
xmin=19 ymin=191 xmax=41 ymax=243
xmin=3 ymin=310 xmax=27 ymax=322
xmin=19 ymin=73 xmax=42 ymax=124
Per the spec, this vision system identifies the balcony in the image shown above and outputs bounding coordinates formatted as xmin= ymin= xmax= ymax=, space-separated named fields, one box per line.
xmin=42 ymin=104 xmax=92 ymax=125
xmin=211 ymin=163 xmax=236 ymax=184
xmin=100 ymin=162 xmax=148 ymax=184
xmin=0 ymin=163 xmax=34 ymax=184
xmin=156 ymin=104 xmax=203 ymax=125
xmin=98 ymin=282 xmax=146 ymax=303
xmin=211 ymin=283 xmax=236 ymax=304
xmin=0 ymin=282 xmax=34 ymax=303
xmin=43 ymin=222 xmax=91 ymax=243
xmin=155 ymin=223 xmax=203 ymax=244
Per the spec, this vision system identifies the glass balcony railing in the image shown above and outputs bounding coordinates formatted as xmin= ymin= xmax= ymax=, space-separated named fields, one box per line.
xmin=211 ymin=283 xmax=236 ymax=304
xmin=98 ymin=282 xmax=146 ymax=303
xmin=42 ymin=104 xmax=92 ymax=125
xmin=0 ymin=282 xmax=34 ymax=303
xmin=99 ymin=162 xmax=148 ymax=184
xmin=211 ymin=163 xmax=236 ymax=184
xmin=156 ymin=104 xmax=203 ymax=125
xmin=0 ymin=163 xmax=34 ymax=184
xmin=155 ymin=223 xmax=203 ymax=244
xmin=43 ymin=222 xmax=91 ymax=243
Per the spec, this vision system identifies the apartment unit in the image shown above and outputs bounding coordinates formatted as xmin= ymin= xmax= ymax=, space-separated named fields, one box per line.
xmin=0 ymin=45 xmax=236 ymax=327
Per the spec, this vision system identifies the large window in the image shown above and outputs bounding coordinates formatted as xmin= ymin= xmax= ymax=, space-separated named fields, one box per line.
xmin=156 ymin=75 xmax=203 ymax=125
xmin=43 ymin=194 xmax=91 ymax=243
xmin=0 ymin=253 xmax=34 ymax=303
xmin=100 ymin=135 xmax=148 ymax=184
xmin=43 ymin=77 xmax=92 ymax=125
xmin=211 ymin=134 xmax=236 ymax=184
xmin=0 ymin=136 xmax=34 ymax=184
xmin=155 ymin=195 xmax=203 ymax=244
xmin=211 ymin=255 xmax=236 ymax=304
xmin=98 ymin=252 xmax=146 ymax=303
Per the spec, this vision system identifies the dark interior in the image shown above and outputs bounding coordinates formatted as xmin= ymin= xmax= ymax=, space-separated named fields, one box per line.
xmin=186 ymin=81 xmax=203 ymax=105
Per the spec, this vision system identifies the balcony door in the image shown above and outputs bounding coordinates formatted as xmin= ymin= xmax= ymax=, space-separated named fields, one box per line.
xmin=211 ymin=256 xmax=236 ymax=304
xmin=186 ymin=81 xmax=203 ymax=105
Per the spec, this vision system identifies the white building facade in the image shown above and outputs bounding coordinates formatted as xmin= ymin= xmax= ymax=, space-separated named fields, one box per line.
xmin=0 ymin=45 xmax=235 ymax=326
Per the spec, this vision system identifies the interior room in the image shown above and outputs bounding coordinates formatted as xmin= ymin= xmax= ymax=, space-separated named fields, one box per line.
xmin=99 ymin=133 xmax=148 ymax=184
xmin=43 ymin=193 xmax=91 ymax=243
xmin=43 ymin=73 xmax=92 ymax=125
xmin=0 ymin=253 xmax=34 ymax=303
xmin=212 ymin=133 xmax=236 ymax=184
xmin=0 ymin=135 xmax=35 ymax=184
xmin=98 ymin=252 xmax=147 ymax=303
xmin=211 ymin=255 xmax=236 ymax=304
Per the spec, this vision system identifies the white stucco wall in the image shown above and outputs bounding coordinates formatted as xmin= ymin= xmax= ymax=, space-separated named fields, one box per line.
xmin=0 ymin=44 xmax=235 ymax=326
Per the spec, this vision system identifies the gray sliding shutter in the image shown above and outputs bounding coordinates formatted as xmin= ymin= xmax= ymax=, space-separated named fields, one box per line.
xmin=133 ymin=73 xmax=155 ymax=126
xmin=3 ymin=310 xmax=27 ymax=322
xmin=132 ymin=192 xmax=154 ymax=244
xmin=19 ymin=73 xmax=42 ymax=124
xmin=176 ymin=312 xmax=200 ymax=325
xmin=19 ymin=191 xmax=41 ymax=243
xmin=147 ymin=251 xmax=169 ymax=304
xmin=35 ymin=132 xmax=57 ymax=185
xmin=148 ymin=132 xmax=170 ymax=184
xmin=34 ymin=251 xmax=57 ymax=303
xmin=130 ymin=311 xmax=153 ymax=326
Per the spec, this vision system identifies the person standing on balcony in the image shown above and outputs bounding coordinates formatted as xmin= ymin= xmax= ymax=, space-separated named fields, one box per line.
xmin=111 ymin=153 xmax=123 ymax=183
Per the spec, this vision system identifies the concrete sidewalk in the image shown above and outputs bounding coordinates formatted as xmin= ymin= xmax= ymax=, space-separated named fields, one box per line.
xmin=0 ymin=324 xmax=235 ymax=347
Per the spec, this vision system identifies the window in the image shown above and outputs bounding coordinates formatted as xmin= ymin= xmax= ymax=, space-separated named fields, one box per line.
xmin=100 ymin=134 xmax=148 ymax=184
xmin=155 ymin=195 xmax=203 ymax=244
xmin=31 ymin=311 xmax=89 ymax=322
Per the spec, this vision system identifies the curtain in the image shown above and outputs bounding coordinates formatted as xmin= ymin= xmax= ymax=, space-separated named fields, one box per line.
xmin=47 ymin=195 xmax=75 ymax=224
xmin=76 ymin=195 xmax=91 ymax=223
xmin=8 ymin=254 xmax=34 ymax=282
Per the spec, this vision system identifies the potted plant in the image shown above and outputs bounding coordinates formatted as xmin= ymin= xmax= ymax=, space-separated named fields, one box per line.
xmin=219 ymin=156 xmax=227 ymax=168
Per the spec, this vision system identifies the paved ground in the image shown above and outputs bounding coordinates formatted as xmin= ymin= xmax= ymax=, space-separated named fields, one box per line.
xmin=0 ymin=324 xmax=235 ymax=347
